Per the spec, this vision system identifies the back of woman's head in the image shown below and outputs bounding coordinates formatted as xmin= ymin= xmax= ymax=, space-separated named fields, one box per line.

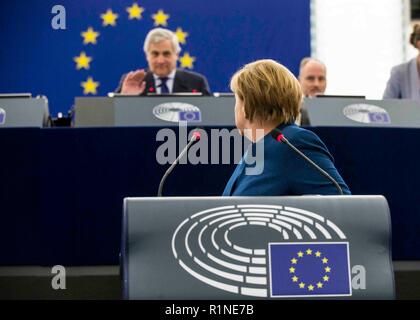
xmin=230 ymin=59 xmax=302 ymax=125
xmin=410 ymin=24 xmax=420 ymax=49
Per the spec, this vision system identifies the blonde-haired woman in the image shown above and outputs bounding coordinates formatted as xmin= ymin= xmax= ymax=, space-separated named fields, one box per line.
xmin=223 ymin=59 xmax=350 ymax=196
xmin=383 ymin=24 xmax=420 ymax=100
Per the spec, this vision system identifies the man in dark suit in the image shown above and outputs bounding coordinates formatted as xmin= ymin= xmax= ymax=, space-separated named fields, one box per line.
xmin=115 ymin=28 xmax=211 ymax=95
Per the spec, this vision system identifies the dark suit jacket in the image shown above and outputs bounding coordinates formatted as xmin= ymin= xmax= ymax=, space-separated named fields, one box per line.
xmin=222 ymin=123 xmax=351 ymax=196
xmin=299 ymin=104 xmax=310 ymax=126
xmin=115 ymin=69 xmax=211 ymax=96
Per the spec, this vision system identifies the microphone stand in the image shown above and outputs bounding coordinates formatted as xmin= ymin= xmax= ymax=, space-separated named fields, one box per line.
xmin=157 ymin=131 xmax=201 ymax=197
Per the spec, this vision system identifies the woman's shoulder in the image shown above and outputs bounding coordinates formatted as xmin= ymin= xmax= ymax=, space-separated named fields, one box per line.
xmin=281 ymin=124 xmax=321 ymax=144
xmin=390 ymin=58 xmax=415 ymax=75
xmin=279 ymin=124 xmax=334 ymax=160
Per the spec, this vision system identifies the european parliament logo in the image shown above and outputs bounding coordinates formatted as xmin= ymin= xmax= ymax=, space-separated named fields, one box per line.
xmin=343 ymin=104 xmax=391 ymax=124
xmin=269 ymin=242 xmax=351 ymax=297
xmin=152 ymin=102 xmax=201 ymax=123
xmin=172 ymin=204 xmax=356 ymax=298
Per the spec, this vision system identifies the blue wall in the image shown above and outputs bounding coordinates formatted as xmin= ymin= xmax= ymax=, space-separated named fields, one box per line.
xmin=0 ymin=0 xmax=310 ymax=115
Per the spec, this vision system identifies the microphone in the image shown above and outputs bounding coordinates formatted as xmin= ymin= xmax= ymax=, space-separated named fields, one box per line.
xmin=271 ymin=128 xmax=343 ymax=195
xmin=157 ymin=129 xmax=201 ymax=197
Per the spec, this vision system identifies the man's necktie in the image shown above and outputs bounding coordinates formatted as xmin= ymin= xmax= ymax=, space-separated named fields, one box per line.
xmin=159 ymin=77 xmax=169 ymax=94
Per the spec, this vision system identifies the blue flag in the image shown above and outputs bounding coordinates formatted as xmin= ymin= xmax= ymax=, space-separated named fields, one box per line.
xmin=179 ymin=111 xmax=201 ymax=122
xmin=368 ymin=112 xmax=391 ymax=124
xmin=269 ymin=242 xmax=351 ymax=297
xmin=0 ymin=0 xmax=310 ymax=115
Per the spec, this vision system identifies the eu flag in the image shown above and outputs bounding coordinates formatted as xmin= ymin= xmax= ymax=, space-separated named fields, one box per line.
xmin=368 ymin=112 xmax=391 ymax=124
xmin=179 ymin=111 xmax=201 ymax=122
xmin=0 ymin=1 xmax=310 ymax=116
xmin=269 ymin=242 xmax=351 ymax=297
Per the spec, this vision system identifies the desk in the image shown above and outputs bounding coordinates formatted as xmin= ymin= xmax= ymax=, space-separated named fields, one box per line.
xmin=0 ymin=126 xmax=417 ymax=265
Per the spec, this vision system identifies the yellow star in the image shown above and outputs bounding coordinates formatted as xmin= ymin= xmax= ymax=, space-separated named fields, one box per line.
xmin=322 ymin=257 xmax=328 ymax=264
xmin=323 ymin=275 xmax=329 ymax=282
xmin=175 ymin=27 xmax=189 ymax=44
xmin=325 ymin=266 xmax=331 ymax=273
xmin=292 ymin=276 xmax=299 ymax=282
xmin=73 ymin=52 xmax=92 ymax=70
xmin=81 ymin=27 xmax=100 ymax=45
xmin=297 ymin=251 xmax=304 ymax=258
xmin=81 ymin=77 xmax=99 ymax=95
xmin=127 ymin=3 xmax=144 ymax=20
xmin=101 ymin=9 xmax=119 ymax=27
xmin=299 ymin=282 xmax=305 ymax=289
xmin=308 ymin=284 xmax=314 ymax=291
xmin=306 ymin=249 xmax=312 ymax=255
xmin=291 ymin=258 xmax=297 ymax=264
xmin=317 ymin=282 xmax=323 ymax=289
xmin=152 ymin=9 xmax=170 ymax=26
xmin=179 ymin=52 xmax=196 ymax=69
xmin=315 ymin=251 xmax=322 ymax=257
xmin=289 ymin=267 xmax=295 ymax=273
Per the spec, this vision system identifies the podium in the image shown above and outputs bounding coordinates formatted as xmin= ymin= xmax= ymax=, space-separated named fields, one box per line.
xmin=301 ymin=97 xmax=420 ymax=127
xmin=74 ymin=96 xmax=235 ymax=127
xmin=0 ymin=96 xmax=49 ymax=128
xmin=121 ymin=195 xmax=394 ymax=299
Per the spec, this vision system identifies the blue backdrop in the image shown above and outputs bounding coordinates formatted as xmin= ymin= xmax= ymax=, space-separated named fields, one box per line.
xmin=0 ymin=0 xmax=310 ymax=116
